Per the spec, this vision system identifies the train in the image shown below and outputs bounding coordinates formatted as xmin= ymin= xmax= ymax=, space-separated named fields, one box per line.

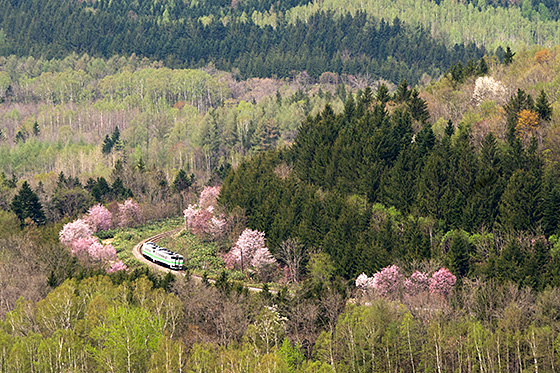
xmin=141 ymin=241 xmax=184 ymax=270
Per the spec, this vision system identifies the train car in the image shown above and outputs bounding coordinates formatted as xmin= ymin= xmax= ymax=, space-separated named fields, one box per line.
xmin=142 ymin=241 xmax=184 ymax=270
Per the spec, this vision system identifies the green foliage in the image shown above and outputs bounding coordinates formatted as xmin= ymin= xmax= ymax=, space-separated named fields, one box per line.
xmin=279 ymin=337 xmax=306 ymax=371
xmin=172 ymin=169 xmax=194 ymax=192
xmin=504 ymin=46 xmax=515 ymax=65
xmin=10 ymin=181 xmax=45 ymax=226
xmin=89 ymin=305 xmax=162 ymax=372
xmin=536 ymin=89 xmax=552 ymax=121
xmin=159 ymin=230 xmax=224 ymax=276
xmin=0 ymin=2 xmax=484 ymax=84
xmin=220 ymin=93 xmax=557 ymax=286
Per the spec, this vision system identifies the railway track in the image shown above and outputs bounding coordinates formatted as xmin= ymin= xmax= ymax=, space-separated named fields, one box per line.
xmin=132 ymin=228 xmax=186 ymax=277
xmin=132 ymin=228 xmax=274 ymax=293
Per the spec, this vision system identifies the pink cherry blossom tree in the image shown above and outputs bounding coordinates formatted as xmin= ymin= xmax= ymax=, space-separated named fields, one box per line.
xmin=227 ymin=228 xmax=267 ymax=272
xmin=70 ymin=236 xmax=100 ymax=256
xmin=184 ymin=187 xmax=229 ymax=241
xmin=404 ymin=270 xmax=430 ymax=295
xmin=107 ymin=260 xmax=128 ymax=273
xmin=429 ymin=268 xmax=457 ymax=297
xmin=183 ymin=204 xmax=216 ymax=235
xmin=91 ymin=243 xmax=118 ymax=262
xmin=210 ymin=216 xmax=227 ymax=232
xmin=70 ymin=236 xmax=117 ymax=262
xmin=59 ymin=219 xmax=93 ymax=246
xmin=86 ymin=204 xmax=112 ymax=232
xmin=199 ymin=185 xmax=220 ymax=208
xmin=251 ymin=246 xmax=277 ymax=282
xmin=184 ymin=204 xmax=199 ymax=229
xmin=192 ymin=207 xmax=214 ymax=235
xmin=117 ymin=199 xmax=141 ymax=228
xmin=372 ymin=265 xmax=403 ymax=297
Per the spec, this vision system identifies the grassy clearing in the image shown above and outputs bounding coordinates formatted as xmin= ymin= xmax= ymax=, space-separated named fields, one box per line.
xmin=160 ymin=231 xmax=281 ymax=291
xmin=110 ymin=219 xmax=281 ymax=291
xmin=157 ymin=230 xmax=225 ymax=278
xmin=109 ymin=217 xmax=184 ymax=268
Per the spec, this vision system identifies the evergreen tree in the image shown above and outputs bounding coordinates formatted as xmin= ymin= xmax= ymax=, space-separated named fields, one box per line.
xmin=10 ymin=181 xmax=46 ymax=226
xmin=415 ymin=123 xmax=436 ymax=157
xmin=335 ymin=83 xmax=347 ymax=102
xmin=407 ymin=89 xmax=430 ymax=123
xmin=376 ymin=84 xmax=390 ymax=105
xmin=444 ymin=120 xmax=455 ymax=138
xmin=477 ymin=57 xmax=489 ymax=75
xmin=464 ymin=59 xmax=477 ymax=77
xmin=524 ymin=238 xmax=549 ymax=291
xmin=498 ymin=169 xmax=542 ymax=231
xmin=343 ymin=94 xmax=355 ymax=121
xmin=173 ymin=169 xmax=192 ymax=192
xmin=448 ymin=231 xmax=472 ymax=277
xmin=32 ymin=122 xmax=40 ymax=136
xmin=394 ymin=79 xmax=410 ymax=103
xmin=449 ymin=62 xmax=465 ymax=84
xmin=111 ymin=177 xmax=132 ymax=200
xmin=416 ymin=146 xmax=452 ymax=220
xmin=111 ymin=126 xmax=121 ymax=144
xmin=463 ymin=132 xmax=503 ymax=229
xmin=503 ymin=46 xmax=515 ymax=65
xmin=102 ymin=134 xmax=113 ymax=154
xmin=542 ymin=182 xmax=560 ymax=236
xmin=505 ymin=88 xmax=531 ymax=142
xmin=14 ymin=130 xmax=26 ymax=143
xmin=91 ymin=177 xmax=111 ymax=202
xmin=536 ymin=89 xmax=552 ymax=121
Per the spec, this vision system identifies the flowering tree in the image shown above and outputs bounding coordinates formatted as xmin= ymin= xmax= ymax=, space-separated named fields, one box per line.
xmin=251 ymin=246 xmax=277 ymax=282
xmin=404 ymin=270 xmax=430 ymax=295
xmin=356 ymin=267 xmax=457 ymax=299
xmin=70 ymin=237 xmax=117 ymax=262
xmin=86 ymin=204 xmax=112 ymax=232
xmin=429 ymin=268 xmax=457 ymax=297
xmin=184 ymin=204 xmax=199 ymax=229
xmin=372 ymin=265 xmax=403 ymax=297
xmin=92 ymin=243 xmax=118 ymax=262
xmin=472 ymin=76 xmax=507 ymax=106
xmin=59 ymin=204 xmax=128 ymax=273
xmin=107 ymin=260 xmax=128 ymax=273
xmin=209 ymin=216 xmax=227 ymax=238
xmin=184 ymin=186 xmax=229 ymax=240
xmin=70 ymin=236 xmax=100 ymax=256
xmin=355 ymin=273 xmax=375 ymax=290
xmin=192 ymin=207 xmax=213 ymax=235
xmin=59 ymin=219 xmax=93 ymax=246
xmin=184 ymin=204 xmax=218 ymax=236
xmin=199 ymin=186 xmax=220 ymax=208
xmin=227 ymin=229 xmax=267 ymax=272
xmin=117 ymin=199 xmax=141 ymax=228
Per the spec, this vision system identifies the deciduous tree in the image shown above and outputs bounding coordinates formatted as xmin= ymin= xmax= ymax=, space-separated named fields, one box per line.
xmin=429 ymin=268 xmax=456 ymax=296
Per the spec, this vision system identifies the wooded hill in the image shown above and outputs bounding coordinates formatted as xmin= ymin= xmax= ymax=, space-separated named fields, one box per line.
xmin=0 ymin=0 xmax=484 ymax=83
xmin=220 ymin=73 xmax=560 ymax=290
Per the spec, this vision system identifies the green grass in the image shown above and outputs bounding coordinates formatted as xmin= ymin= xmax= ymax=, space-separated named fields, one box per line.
xmin=158 ymin=230 xmax=225 ymax=278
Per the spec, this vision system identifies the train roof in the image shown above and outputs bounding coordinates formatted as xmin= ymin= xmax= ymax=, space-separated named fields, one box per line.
xmin=143 ymin=241 xmax=182 ymax=258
